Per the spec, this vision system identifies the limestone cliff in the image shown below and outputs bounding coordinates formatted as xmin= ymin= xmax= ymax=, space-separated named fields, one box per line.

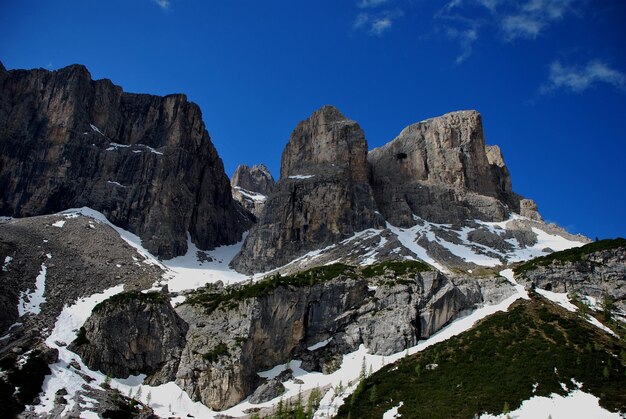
xmin=231 ymin=106 xmax=384 ymax=274
xmin=0 ymin=63 xmax=250 ymax=258
xmin=368 ymin=110 xmax=528 ymax=227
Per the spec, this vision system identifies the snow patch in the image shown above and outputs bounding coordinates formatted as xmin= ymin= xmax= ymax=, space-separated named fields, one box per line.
xmin=383 ymin=401 xmax=404 ymax=418
xmin=89 ymin=124 xmax=103 ymax=135
xmin=535 ymin=288 xmax=578 ymax=312
xmin=480 ymin=389 xmax=621 ymax=419
xmin=2 ymin=255 xmax=12 ymax=272
xmin=52 ymin=220 xmax=66 ymax=228
xmin=107 ymin=181 xmax=127 ymax=188
xmin=308 ymin=338 xmax=332 ymax=351
xmin=18 ymin=264 xmax=47 ymax=316
xmin=288 ymin=174 xmax=315 ymax=179
xmin=233 ymin=186 xmax=267 ymax=203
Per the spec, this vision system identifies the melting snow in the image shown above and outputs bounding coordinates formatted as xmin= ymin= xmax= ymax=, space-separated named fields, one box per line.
xmin=535 ymin=288 xmax=578 ymax=312
xmin=89 ymin=124 xmax=103 ymax=135
xmin=233 ymin=186 xmax=267 ymax=203
xmin=18 ymin=264 xmax=47 ymax=316
xmin=383 ymin=401 xmax=404 ymax=418
xmin=308 ymin=338 xmax=333 ymax=351
xmin=2 ymin=255 xmax=12 ymax=272
xmin=107 ymin=181 xmax=127 ymax=188
xmin=386 ymin=222 xmax=448 ymax=272
xmin=480 ymin=389 xmax=621 ymax=419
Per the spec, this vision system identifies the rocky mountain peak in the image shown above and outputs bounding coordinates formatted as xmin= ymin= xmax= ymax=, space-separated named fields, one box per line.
xmin=231 ymin=163 xmax=276 ymax=218
xmin=368 ymin=110 xmax=525 ymax=226
xmin=231 ymin=163 xmax=275 ymax=196
xmin=0 ymin=64 xmax=251 ymax=258
xmin=231 ymin=105 xmax=383 ymax=274
xmin=280 ymin=105 xmax=368 ymax=182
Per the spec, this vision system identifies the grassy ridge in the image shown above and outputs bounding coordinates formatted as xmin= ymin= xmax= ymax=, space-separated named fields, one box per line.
xmin=514 ymin=238 xmax=626 ymax=275
xmin=337 ymin=295 xmax=626 ymax=418
xmin=185 ymin=260 xmax=433 ymax=313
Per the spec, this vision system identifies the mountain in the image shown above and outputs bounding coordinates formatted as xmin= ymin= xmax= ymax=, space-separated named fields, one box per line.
xmin=231 ymin=164 xmax=275 ymax=219
xmin=0 ymin=63 xmax=251 ymax=259
xmin=0 ymin=65 xmax=621 ymax=419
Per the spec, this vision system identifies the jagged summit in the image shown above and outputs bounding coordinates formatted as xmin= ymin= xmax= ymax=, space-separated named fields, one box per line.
xmin=280 ymin=105 xmax=367 ymax=181
xmin=231 ymin=105 xmax=384 ymax=274
xmin=230 ymin=163 xmax=275 ymax=218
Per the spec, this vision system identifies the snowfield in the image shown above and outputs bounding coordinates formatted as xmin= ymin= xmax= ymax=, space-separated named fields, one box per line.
xmin=19 ymin=208 xmax=612 ymax=418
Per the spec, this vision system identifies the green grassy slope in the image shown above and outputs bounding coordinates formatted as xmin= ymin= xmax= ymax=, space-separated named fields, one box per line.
xmin=337 ymin=294 xmax=626 ymax=419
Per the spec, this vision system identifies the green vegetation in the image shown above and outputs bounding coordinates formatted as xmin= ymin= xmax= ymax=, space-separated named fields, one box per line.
xmin=361 ymin=259 xmax=431 ymax=278
xmin=514 ymin=238 xmax=626 ymax=275
xmin=185 ymin=263 xmax=357 ymax=313
xmin=250 ymin=386 xmax=323 ymax=419
xmin=337 ymin=295 xmax=626 ymax=419
xmin=92 ymin=291 xmax=167 ymax=313
xmin=73 ymin=326 xmax=89 ymax=346
xmin=203 ymin=342 xmax=230 ymax=363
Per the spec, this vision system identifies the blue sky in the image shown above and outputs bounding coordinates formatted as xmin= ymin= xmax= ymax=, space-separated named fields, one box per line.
xmin=1 ymin=0 xmax=625 ymax=239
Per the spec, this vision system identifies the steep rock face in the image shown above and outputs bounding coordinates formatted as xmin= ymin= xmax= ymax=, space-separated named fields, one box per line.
xmin=174 ymin=266 xmax=515 ymax=410
xmin=0 ymin=63 xmax=249 ymax=258
xmin=69 ymin=291 xmax=188 ymax=380
xmin=368 ymin=111 xmax=526 ymax=227
xmin=230 ymin=163 xmax=275 ymax=218
xmin=517 ymin=245 xmax=626 ymax=310
xmin=231 ymin=106 xmax=383 ymax=273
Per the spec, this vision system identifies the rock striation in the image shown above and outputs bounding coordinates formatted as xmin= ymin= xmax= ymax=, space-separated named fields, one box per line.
xmin=368 ymin=111 xmax=529 ymax=227
xmin=231 ymin=106 xmax=384 ymax=273
xmin=231 ymin=163 xmax=275 ymax=218
xmin=0 ymin=63 xmax=250 ymax=258
xmin=69 ymin=291 xmax=188 ymax=381
xmin=173 ymin=263 xmax=515 ymax=410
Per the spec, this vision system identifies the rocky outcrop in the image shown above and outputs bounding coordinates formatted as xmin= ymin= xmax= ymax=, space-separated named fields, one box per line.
xmin=231 ymin=106 xmax=383 ymax=274
xmin=0 ymin=63 xmax=250 ymax=259
xmin=368 ymin=111 xmax=527 ymax=227
xmin=231 ymin=163 xmax=275 ymax=218
xmin=0 ymin=212 xmax=162 ymax=337
xmin=173 ymin=263 xmax=515 ymax=410
xmin=69 ymin=291 xmax=187 ymax=380
xmin=516 ymin=242 xmax=626 ymax=310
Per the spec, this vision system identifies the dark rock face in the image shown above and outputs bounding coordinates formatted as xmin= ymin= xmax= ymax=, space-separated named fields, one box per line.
xmin=231 ymin=106 xmax=384 ymax=273
xmin=0 ymin=63 xmax=249 ymax=258
xmin=231 ymin=164 xmax=275 ymax=218
xmin=368 ymin=111 xmax=527 ymax=227
xmin=69 ymin=291 xmax=188 ymax=380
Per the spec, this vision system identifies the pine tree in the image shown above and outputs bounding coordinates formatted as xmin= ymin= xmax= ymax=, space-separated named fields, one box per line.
xmin=360 ymin=357 xmax=367 ymax=380
xmin=369 ymin=384 xmax=378 ymax=406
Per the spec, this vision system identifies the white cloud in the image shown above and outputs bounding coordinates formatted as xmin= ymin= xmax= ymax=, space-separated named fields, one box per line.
xmin=543 ymin=60 xmax=626 ymax=93
xmin=353 ymin=9 xmax=402 ymax=36
xmin=371 ymin=18 xmax=393 ymax=35
xmin=435 ymin=0 xmax=582 ymax=62
xmin=153 ymin=0 xmax=170 ymax=10
xmin=500 ymin=0 xmax=577 ymax=40
xmin=445 ymin=26 xmax=478 ymax=64
xmin=357 ymin=0 xmax=389 ymax=8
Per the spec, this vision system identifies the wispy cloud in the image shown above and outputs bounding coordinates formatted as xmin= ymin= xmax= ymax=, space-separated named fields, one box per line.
xmin=500 ymin=0 xmax=577 ymax=41
xmin=357 ymin=0 xmax=389 ymax=8
xmin=436 ymin=0 xmax=582 ymax=62
xmin=446 ymin=27 xmax=478 ymax=64
xmin=153 ymin=0 xmax=170 ymax=10
xmin=353 ymin=9 xmax=403 ymax=36
xmin=542 ymin=60 xmax=626 ymax=93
